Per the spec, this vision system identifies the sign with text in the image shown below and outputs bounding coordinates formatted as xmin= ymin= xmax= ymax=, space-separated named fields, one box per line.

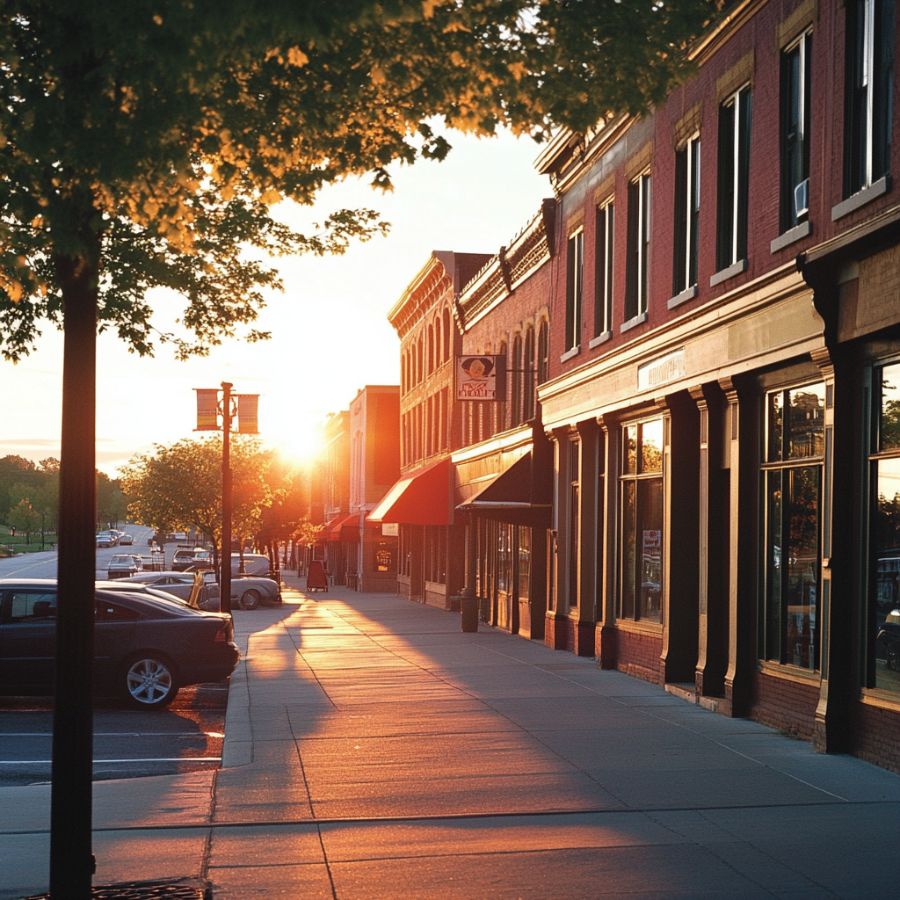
xmin=195 ymin=389 xmax=219 ymax=430
xmin=456 ymin=354 xmax=506 ymax=401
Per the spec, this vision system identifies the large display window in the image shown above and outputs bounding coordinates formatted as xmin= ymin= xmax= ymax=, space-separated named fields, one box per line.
xmin=619 ymin=417 xmax=664 ymax=623
xmin=760 ymin=382 xmax=824 ymax=670
xmin=870 ymin=361 xmax=900 ymax=695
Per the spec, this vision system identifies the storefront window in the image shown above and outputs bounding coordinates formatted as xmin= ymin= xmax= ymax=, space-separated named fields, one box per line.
xmin=497 ymin=523 xmax=511 ymax=593
xmin=517 ymin=526 xmax=531 ymax=602
xmin=871 ymin=362 xmax=900 ymax=694
xmin=761 ymin=382 xmax=824 ymax=670
xmin=619 ymin=417 xmax=664 ymax=623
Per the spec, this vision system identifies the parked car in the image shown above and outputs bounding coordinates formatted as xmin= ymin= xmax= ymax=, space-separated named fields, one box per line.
xmin=0 ymin=578 xmax=239 ymax=708
xmin=230 ymin=552 xmax=272 ymax=577
xmin=117 ymin=570 xmax=216 ymax=609
xmin=172 ymin=547 xmax=208 ymax=571
xmin=191 ymin=570 xmax=282 ymax=610
xmin=118 ymin=533 xmax=134 ymax=546
xmin=95 ymin=531 xmax=116 ymax=548
xmin=107 ymin=554 xmax=143 ymax=579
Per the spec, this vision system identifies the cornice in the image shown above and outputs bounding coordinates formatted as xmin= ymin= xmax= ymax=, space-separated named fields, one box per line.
xmin=534 ymin=1 xmax=758 ymax=190
xmin=539 ymin=261 xmax=819 ymax=429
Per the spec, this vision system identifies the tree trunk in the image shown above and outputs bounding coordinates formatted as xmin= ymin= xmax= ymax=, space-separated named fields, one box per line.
xmin=50 ymin=236 xmax=99 ymax=895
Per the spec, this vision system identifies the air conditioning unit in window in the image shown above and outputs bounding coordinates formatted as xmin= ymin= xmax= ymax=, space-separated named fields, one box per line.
xmin=793 ymin=178 xmax=809 ymax=219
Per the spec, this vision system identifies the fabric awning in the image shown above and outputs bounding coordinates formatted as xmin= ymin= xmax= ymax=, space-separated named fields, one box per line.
xmin=327 ymin=513 xmax=359 ymax=542
xmin=368 ymin=458 xmax=453 ymax=525
xmin=456 ymin=452 xmax=550 ymax=525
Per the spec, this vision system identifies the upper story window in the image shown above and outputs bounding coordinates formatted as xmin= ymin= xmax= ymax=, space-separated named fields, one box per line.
xmin=537 ymin=321 xmax=549 ymax=386
xmin=673 ymin=134 xmax=701 ymax=296
xmin=780 ymin=31 xmax=811 ymax=231
xmin=565 ymin=228 xmax=584 ymax=351
xmin=845 ymin=0 xmax=894 ymax=196
xmin=625 ymin=171 xmax=651 ymax=322
xmin=716 ymin=84 xmax=752 ymax=273
xmin=523 ymin=325 xmax=536 ymax=422
xmin=511 ymin=333 xmax=523 ymax=426
xmin=594 ymin=199 xmax=614 ymax=338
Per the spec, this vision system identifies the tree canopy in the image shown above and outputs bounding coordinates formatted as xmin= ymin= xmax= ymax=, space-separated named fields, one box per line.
xmin=1 ymin=0 xmax=718 ymax=360
xmin=120 ymin=435 xmax=274 ymax=556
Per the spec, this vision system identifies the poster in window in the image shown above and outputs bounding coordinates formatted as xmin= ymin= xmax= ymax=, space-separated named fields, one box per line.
xmin=375 ymin=542 xmax=395 ymax=573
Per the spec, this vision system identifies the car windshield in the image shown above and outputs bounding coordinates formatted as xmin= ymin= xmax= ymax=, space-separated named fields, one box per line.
xmin=110 ymin=555 xmax=134 ymax=563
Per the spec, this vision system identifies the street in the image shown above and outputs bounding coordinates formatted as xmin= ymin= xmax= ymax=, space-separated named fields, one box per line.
xmin=0 ymin=525 xmax=229 ymax=786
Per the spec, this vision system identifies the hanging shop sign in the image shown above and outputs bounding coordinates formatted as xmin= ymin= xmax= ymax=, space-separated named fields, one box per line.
xmin=456 ymin=354 xmax=506 ymax=401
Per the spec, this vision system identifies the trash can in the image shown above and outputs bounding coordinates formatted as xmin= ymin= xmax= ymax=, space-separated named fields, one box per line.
xmin=460 ymin=593 xmax=478 ymax=632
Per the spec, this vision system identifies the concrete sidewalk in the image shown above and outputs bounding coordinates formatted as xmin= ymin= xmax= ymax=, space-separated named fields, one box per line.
xmin=3 ymin=576 xmax=900 ymax=898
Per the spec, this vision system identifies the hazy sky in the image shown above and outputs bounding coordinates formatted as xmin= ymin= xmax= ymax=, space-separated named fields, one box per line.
xmin=0 ymin=129 xmax=550 ymax=474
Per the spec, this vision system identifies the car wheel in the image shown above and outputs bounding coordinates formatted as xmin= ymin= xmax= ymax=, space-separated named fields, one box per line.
xmin=122 ymin=654 xmax=178 ymax=708
xmin=239 ymin=589 xmax=261 ymax=610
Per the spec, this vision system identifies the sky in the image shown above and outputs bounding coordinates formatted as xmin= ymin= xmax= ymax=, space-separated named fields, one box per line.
xmin=0 ymin=129 xmax=550 ymax=475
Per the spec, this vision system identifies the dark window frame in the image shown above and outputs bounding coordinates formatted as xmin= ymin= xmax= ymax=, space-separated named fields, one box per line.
xmin=716 ymin=84 xmax=752 ymax=271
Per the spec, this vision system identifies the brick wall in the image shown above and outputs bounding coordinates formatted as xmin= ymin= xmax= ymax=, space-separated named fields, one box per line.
xmin=751 ymin=670 xmax=818 ymax=740
xmin=853 ymin=702 xmax=900 ymax=775
xmin=614 ymin=628 xmax=663 ymax=684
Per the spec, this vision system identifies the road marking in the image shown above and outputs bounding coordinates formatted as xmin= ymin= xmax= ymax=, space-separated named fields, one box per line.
xmin=0 ymin=757 xmax=221 ymax=765
xmin=0 ymin=731 xmax=224 ymax=738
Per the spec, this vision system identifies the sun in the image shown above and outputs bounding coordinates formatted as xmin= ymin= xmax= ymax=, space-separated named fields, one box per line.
xmin=269 ymin=422 xmax=325 ymax=468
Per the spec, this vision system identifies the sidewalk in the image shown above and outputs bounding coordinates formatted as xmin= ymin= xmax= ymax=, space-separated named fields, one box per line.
xmin=3 ymin=575 xmax=900 ymax=897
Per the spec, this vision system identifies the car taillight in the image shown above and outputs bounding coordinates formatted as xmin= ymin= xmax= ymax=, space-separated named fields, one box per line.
xmin=214 ymin=622 xmax=231 ymax=643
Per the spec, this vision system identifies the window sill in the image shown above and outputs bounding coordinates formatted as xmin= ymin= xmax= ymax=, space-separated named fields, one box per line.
xmin=560 ymin=345 xmax=581 ymax=363
xmin=614 ymin=618 xmax=663 ymax=635
xmin=667 ymin=284 xmax=697 ymax=310
xmin=757 ymin=660 xmax=819 ymax=685
xmin=620 ymin=311 xmax=648 ymax=334
xmin=588 ymin=330 xmax=612 ymax=349
xmin=832 ymin=175 xmax=889 ymax=220
xmin=860 ymin=687 xmax=900 ymax=713
xmin=710 ymin=258 xmax=747 ymax=287
xmin=770 ymin=219 xmax=811 ymax=254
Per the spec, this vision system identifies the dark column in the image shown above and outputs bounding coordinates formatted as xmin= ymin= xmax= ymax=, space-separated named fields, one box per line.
xmin=720 ymin=376 xmax=758 ymax=717
xmin=659 ymin=392 xmax=699 ymax=685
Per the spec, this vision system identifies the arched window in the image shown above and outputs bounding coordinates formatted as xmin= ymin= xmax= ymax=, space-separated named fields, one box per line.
xmin=523 ymin=325 xmax=536 ymax=421
xmin=498 ymin=340 xmax=508 ymax=431
xmin=442 ymin=308 xmax=452 ymax=362
xmin=511 ymin=334 xmax=523 ymax=426
xmin=417 ymin=337 xmax=424 ymax=385
xmin=427 ymin=323 xmax=435 ymax=374
xmin=537 ymin=320 xmax=549 ymax=386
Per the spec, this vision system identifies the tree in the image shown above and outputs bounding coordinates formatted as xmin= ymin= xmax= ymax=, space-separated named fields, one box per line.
xmin=8 ymin=496 xmax=40 ymax=544
xmin=121 ymin=435 xmax=273 ymax=566
xmin=0 ymin=2 xmax=718 ymax=889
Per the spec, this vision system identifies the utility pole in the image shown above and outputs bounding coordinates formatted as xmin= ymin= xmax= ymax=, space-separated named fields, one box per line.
xmin=220 ymin=381 xmax=233 ymax=615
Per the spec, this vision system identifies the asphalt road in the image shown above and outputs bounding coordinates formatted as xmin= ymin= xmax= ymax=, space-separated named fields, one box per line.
xmin=0 ymin=524 xmax=230 ymax=786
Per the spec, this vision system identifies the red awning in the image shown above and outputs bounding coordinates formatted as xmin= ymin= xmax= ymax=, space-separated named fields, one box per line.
xmin=367 ymin=458 xmax=452 ymax=526
xmin=327 ymin=513 xmax=359 ymax=542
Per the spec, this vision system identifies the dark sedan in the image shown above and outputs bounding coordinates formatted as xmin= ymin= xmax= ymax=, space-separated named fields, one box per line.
xmin=0 ymin=578 xmax=239 ymax=709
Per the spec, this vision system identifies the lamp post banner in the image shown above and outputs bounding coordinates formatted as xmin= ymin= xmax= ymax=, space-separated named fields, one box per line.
xmin=237 ymin=393 xmax=259 ymax=433
xmin=195 ymin=388 xmax=219 ymax=430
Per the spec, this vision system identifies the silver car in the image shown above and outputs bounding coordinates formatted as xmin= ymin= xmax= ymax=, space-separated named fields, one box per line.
xmin=117 ymin=570 xmax=215 ymax=608
xmin=191 ymin=570 xmax=282 ymax=610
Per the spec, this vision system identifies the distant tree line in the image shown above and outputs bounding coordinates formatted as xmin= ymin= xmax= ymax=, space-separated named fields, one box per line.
xmin=0 ymin=454 xmax=128 ymax=543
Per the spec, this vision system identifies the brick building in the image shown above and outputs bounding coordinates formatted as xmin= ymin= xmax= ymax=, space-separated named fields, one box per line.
xmin=370 ymin=252 xmax=490 ymax=607
xmin=531 ymin=0 xmax=900 ymax=770
xmin=347 ymin=385 xmax=400 ymax=592
xmin=452 ymin=201 xmax=556 ymax=639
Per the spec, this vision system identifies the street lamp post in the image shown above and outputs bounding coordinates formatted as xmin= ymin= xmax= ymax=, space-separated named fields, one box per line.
xmin=195 ymin=384 xmax=258 ymax=615
xmin=220 ymin=382 xmax=233 ymax=615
